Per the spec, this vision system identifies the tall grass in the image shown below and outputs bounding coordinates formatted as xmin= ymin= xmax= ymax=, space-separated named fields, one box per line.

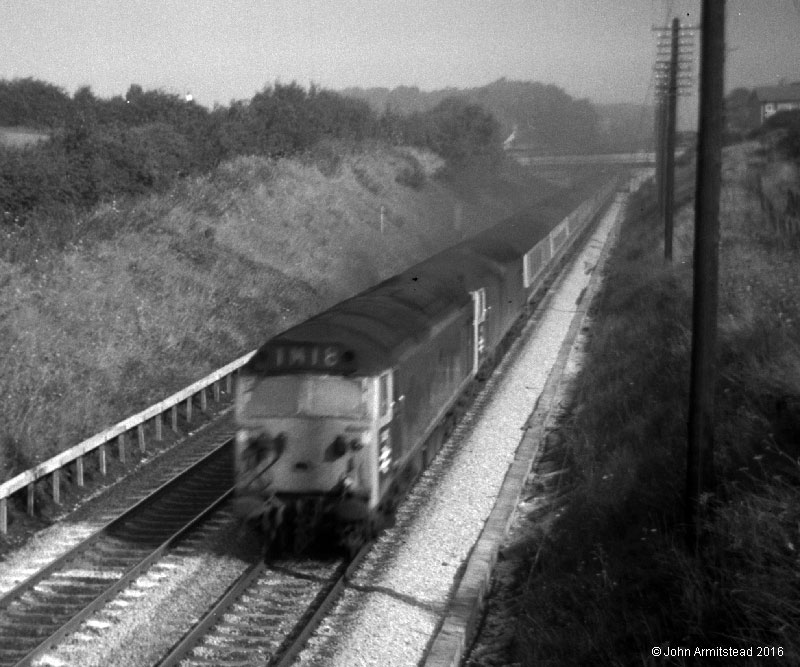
xmin=512 ymin=142 xmax=800 ymax=665
xmin=0 ymin=147 xmax=401 ymax=478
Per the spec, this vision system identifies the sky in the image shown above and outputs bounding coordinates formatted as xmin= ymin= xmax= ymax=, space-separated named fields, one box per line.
xmin=2 ymin=0 xmax=800 ymax=121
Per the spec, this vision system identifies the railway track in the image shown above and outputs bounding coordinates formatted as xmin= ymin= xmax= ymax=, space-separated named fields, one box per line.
xmin=0 ymin=440 xmax=235 ymax=667
xmin=157 ymin=551 xmax=366 ymax=667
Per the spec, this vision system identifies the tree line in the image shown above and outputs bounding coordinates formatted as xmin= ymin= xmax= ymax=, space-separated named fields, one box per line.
xmin=343 ymin=78 xmax=607 ymax=154
xmin=1 ymin=78 xmax=502 ymax=226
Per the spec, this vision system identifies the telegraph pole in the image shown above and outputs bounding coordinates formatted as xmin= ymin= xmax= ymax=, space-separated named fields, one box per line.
xmin=653 ymin=20 xmax=695 ymax=260
xmin=663 ymin=18 xmax=679 ymax=261
xmin=655 ymin=96 xmax=665 ymax=223
xmin=686 ymin=0 xmax=725 ymax=555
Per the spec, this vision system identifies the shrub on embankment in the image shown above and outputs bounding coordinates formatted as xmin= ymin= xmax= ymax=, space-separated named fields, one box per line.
xmin=0 ymin=141 xmax=610 ymax=510
xmin=1 ymin=78 xmax=504 ymax=227
xmin=745 ymin=115 xmax=800 ymax=247
xmin=513 ymin=141 xmax=800 ymax=664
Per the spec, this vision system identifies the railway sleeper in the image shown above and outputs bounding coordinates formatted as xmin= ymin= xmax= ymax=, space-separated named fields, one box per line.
xmin=2 ymin=609 xmax=71 ymax=626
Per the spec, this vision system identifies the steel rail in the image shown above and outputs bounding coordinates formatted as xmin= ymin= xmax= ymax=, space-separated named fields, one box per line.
xmin=11 ymin=490 xmax=234 ymax=667
xmin=156 ymin=559 xmax=266 ymax=667
xmin=0 ymin=440 xmax=235 ymax=667
xmin=271 ymin=544 xmax=370 ymax=667
xmin=156 ymin=542 xmax=372 ymax=667
xmin=0 ymin=353 xmax=253 ymax=533
xmin=0 ymin=439 xmax=233 ymax=610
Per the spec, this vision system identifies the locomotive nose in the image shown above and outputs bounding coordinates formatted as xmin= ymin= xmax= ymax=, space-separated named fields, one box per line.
xmin=272 ymin=420 xmax=361 ymax=492
xmin=238 ymin=417 xmax=367 ymax=496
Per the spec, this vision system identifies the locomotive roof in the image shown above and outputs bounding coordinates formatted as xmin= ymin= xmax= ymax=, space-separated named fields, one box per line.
xmin=469 ymin=215 xmax=554 ymax=256
xmin=245 ymin=212 xmax=558 ymax=377
xmin=422 ymin=213 xmax=554 ymax=277
xmin=411 ymin=245 xmax=511 ymax=293
xmin=246 ymin=267 xmax=470 ymax=376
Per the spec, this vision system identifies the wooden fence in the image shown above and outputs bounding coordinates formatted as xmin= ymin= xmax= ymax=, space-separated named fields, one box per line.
xmin=0 ymin=352 xmax=254 ymax=533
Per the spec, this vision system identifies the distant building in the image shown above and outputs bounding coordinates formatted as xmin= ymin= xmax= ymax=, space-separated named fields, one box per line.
xmin=755 ymin=84 xmax=800 ymax=124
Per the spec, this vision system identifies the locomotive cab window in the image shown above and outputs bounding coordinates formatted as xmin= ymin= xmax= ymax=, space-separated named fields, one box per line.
xmin=239 ymin=374 xmax=368 ymax=419
xmin=379 ymin=372 xmax=390 ymax=417
xmin=393 ymin=371 xmax=403 ymax=404
xmin=475 ymin=288 xmax=487 ymax=323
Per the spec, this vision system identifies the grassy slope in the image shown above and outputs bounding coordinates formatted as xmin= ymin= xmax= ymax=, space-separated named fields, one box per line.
xmin=0 ymin=143 xmax=608 ymax=487
xmin=502 ymin=142 xmax=800 ymax=665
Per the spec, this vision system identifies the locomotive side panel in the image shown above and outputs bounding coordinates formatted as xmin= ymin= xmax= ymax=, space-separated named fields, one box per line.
xmin=492 ymin=256 xmax=526 ymax=341
xmin=475 ymin=276 xmax=504 ymax=367
xmin=523 ymin=238 xmax=552 ymax=297
xmin=443 ymin=242 xmax=526 ymax=365
xmin=391 ymin=306 xmax=473 ymax=468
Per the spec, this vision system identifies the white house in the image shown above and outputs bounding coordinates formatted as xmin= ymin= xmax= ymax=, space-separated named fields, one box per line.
xmin=755 ymin=84 xmax=800 ymax=124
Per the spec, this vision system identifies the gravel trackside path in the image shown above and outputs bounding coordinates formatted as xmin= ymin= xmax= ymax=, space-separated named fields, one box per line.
xmin=292 ymin=190 xmax=631 ymax=667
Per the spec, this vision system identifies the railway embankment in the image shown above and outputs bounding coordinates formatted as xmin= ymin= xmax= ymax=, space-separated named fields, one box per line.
xmin=465 ymin=140 xmax=800 ymax=665
xmin=0 ymin=143 xmax=610 ymax=547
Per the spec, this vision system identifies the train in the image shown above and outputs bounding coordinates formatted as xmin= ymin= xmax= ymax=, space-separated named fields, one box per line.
xmin=233 ymin=177 xmax=621 ymax=555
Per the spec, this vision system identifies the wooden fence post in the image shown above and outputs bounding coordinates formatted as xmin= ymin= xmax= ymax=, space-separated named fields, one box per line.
xmin=99 ymin=443 xmax=107 ymax=476
xmin=27 ymin=484 xmax=35 ymax=517
xmin=52 ymin=469 xmax=60 ymax=504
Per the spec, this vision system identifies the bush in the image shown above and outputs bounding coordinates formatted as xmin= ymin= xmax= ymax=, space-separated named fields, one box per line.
xmin=761 ymin=110 xmax=800 ymax=161
xmin=423 ymin=97 xmax=503 ymax=165
xmin=395 ymin=154 xmax=426 ymax=189
xmin=0 ymin=78 xmax=72 ymax=128
xmin=1 ymin=78 xmax=508 ymax=233
xmin=0 ymin=143 xmax=70 ymax=223
xmin=301 ymin=138 xmax=346 ymax=177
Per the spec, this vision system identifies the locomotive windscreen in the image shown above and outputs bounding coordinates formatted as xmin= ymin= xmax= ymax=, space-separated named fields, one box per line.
xmin=239 ymin=374 xmax=368 ymax=419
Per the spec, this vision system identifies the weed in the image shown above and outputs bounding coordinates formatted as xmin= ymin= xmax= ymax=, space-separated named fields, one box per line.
xmin=301 ymin=138 xmax=346 ymax=177
xmin=351 ymin=165 xmax=382 ymax=195
xmin=513 ymin=142 xmax=800 ymax=664
xmin=395 ymin=153 xmax=427 ymax=189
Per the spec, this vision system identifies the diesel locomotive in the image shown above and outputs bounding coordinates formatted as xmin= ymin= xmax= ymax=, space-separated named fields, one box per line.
xmin=234 ymin=178 xmax=620 ymax=555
